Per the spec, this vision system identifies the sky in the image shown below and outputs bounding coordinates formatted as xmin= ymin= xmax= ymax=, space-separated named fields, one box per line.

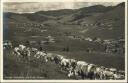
xmin=3 ymin=2 xmax=121 ymax=13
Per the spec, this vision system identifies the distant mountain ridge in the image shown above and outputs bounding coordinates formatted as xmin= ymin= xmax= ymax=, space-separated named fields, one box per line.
xmin=3 ymin=2 xmax=125 ymax=39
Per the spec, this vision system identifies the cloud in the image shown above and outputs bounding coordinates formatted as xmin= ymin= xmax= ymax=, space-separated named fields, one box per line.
xmin=3 ymin=2 xmax=121 ymax=13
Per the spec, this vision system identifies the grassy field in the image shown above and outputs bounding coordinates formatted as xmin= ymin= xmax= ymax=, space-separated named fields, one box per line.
xmin=3 ymin=17 xmax=125 ymax=79
xmin=4 ymin=49 xmax=71 ymax=80
xmin=51 ymin=51 xmax=125 ymax=70
xmin=3 ymin=47 xmax=125 ymax=80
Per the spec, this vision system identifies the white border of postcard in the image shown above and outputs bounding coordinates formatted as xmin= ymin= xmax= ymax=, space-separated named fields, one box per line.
xmin=0 ymin=0 xmax=127 ymax=82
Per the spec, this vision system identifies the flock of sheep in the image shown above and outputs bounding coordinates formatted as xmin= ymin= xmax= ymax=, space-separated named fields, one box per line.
xmin=3 ymin=42 xmax=125 ymax=80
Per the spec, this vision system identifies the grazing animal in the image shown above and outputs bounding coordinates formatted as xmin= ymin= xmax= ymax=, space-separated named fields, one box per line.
xmin=20 ymin=48 xmax=30 ymax=60
xmin=109 ymin=68 xmax=117 ymax=73
xmin=102 ymin=68 xmax=115 ymax=79
xmin=60 ymin=58 xmax=71 ymax=70
xmin=3 ymin=41 xmax=12 ymax=49
xmin=80 ymin=63 xmax=90 ymax=79
xmin=69 ymin=62 xmax=97 ymax=79
xmin=86 ymin=64 xmax=97 ymax=79
xmin=69 ymin=59 xmax=77 ymax=70
xmin=31 ymin=47 xmax=38 ymax=52
xmin=24 ymin=47 xmax=31 ymax=60
xmin=19 ymin=44 xmax=26 ymax=51
xmin=34 ymin=51 xmax=48 ymax=62
xmin=75 ymin=61 xmax=88 ymax=75
xmin=13 ymin=47 xmax=21 ymax=56
xmin=30 ymin=47 xmax=38 ymax=57
xmin=46 ymin=53 xmax=54 ymax=61
xmin=94 ymin=66 xmax=105 ymax=79
xmin=75 ymin=63 xmax=97 ymax=79
xmin=54 ymin=54 xmax=64 ymax=64
xmin=68 ymin=61 xmax=88 ymax=78
xmin=113 ymin=73 xmax=123 ymax=80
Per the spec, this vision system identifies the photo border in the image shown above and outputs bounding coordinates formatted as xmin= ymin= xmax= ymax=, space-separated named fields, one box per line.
xmin=0 ymin=0 xmax=127 ymax=82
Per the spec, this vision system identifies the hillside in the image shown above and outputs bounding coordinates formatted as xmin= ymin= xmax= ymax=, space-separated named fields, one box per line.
xmin=3 ymin=2 xmax=125 ymax=39
xmin=80 ymin=2 xmax=125 ymax=39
